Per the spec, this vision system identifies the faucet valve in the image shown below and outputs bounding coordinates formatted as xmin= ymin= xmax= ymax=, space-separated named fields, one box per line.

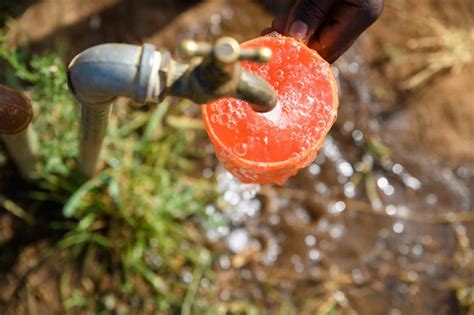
xmin=169 ymin=37 xmax=277 ymax=113
xmin=180 ymin=37 xmax=272 ymax=64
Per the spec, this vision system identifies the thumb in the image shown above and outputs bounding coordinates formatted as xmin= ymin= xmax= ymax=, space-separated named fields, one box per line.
xmin=285 ymin=0 xmax=337 ymax=42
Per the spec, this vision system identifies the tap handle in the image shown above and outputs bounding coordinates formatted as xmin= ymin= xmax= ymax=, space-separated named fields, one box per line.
xmin=179 ymin=37 xmax=272 ymax=64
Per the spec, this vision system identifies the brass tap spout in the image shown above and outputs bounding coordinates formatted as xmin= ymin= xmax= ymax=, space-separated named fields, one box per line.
xmin=168 ymin=37 xmax=277 ymax=112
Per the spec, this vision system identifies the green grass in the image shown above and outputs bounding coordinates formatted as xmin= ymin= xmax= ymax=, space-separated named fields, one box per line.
xmin=0 ymin=37 xmax=229 ymax=314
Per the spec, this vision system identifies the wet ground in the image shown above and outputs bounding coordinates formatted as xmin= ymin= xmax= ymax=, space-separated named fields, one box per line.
xmin=1 ymin=0 xmax=473 ymax=314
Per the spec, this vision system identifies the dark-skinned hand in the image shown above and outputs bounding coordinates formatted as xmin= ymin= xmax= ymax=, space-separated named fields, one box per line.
xmin=262 ymin=0 xmax=384 ymax=63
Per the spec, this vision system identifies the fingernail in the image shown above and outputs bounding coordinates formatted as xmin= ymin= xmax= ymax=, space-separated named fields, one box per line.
xmin=288 ymin=20 xmax=308 ymax=41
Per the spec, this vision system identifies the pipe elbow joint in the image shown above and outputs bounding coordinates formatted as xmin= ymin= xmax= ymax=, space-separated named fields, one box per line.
xmin=67 ymin=43 xmax=162 ymax=106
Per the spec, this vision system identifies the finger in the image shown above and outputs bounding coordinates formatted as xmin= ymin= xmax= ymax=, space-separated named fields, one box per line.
xmin=271 ymin=16 xmax=287 ymax=33
xmin=261 ymin=27 xmax=273 ymax=35
xmin=308 ymin=0 xmax=384 ymax=62
xmin=284 ymin=0 xmax=337 ymax=42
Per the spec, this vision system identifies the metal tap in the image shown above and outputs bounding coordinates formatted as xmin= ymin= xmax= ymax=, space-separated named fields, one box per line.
xmin=168 ymin=36 xmax=277 ymax=112
xmin=67 ymin=36 xmax=276 ymax=177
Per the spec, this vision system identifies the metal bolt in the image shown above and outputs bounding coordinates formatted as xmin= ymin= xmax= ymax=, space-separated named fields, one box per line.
xmin=214 ymin=37 xmax=241 ymax=63
xmin=0 ymin=85 xmax=38 ymax=180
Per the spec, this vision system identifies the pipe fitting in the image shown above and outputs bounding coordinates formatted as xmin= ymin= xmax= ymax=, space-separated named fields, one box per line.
xmin=67 ymin=43 xmax=166 ymax=176
xmin=67 ymin=43 xmax=163 ymax=106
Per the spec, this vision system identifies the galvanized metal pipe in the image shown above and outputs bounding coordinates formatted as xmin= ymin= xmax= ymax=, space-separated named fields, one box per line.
xmin=68 ymin=43 xmax=161 ymax=177
xmin=78 ymin=103 xmax=112 ymax=176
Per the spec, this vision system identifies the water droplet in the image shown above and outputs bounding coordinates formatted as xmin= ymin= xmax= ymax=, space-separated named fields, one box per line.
xmin=337 ymin=161 xmax=354 ymax=177
xmin=227 ymin=228 xmax=249 ymax=253
xmin=398 ymin=244 xmax=410 ymax=255
xmin=217 ymin=113 xmax=230 ymax=126
xmin=457 ymin=166 xmax=472 ymax=178
xmin=219 ymin=255 xmax=231 ymax=270
xmin=314 ymin=182 xmax=328 ymax=195
xmin=202 ymin=168 xmax=213 ymax=179
xmin=223 ymin=190 xmax=240 ymax=205
xmin=329 ymin=224 xmax=344 ymax=238
xmin=291 ymin=254 xmax=301 ymax=265
xmin=329 ymin=201 xmax=346 ymax=215
xmin=351 ymin=269 xmax=364 ymax=284
xmin=377 ymin=177 xmax=389 ymax=189
xmin=294 ymin=263 xmax=305 ymax=273
xmin=269 ymin=214 xmax=280 ymax=225
xmin=182 ymin=270 xmax=193 ymax=283
xmin=343 ymin=121 xmax=355 ymax=133
xmin=210 ymin=13 xmax=221 ymax=25
xmin=220 ymin=289 xmax=230 ymax=301
xmin=337 ymin=175 xmax=348 ymax=184
xmin=383 ymin=185 xmax=395 ymax=196
xmin=217 ymin=225 xmax=230 ymax=237
xmin=393 ymin=222 xmax=405 ymax=234
xmin=392 ymin=163 xmax=403 ymax=174
xmin=354 ymin=162 xmax=365 ymax=172
xmin=352 ymin=130 xmax=364 ymax=142
xmin=403 ymin=174 xmax=421 ymax=190
xmin=275 ymin=69 xmax=284 ymax=80
xmin=348 ymin=62 xmax=360 ymax=73
xmin=305 ymin=235 xmax=317 ymax=246
xmin=386 ymin=204 xmax=397 ymax=216
xmin=233 ymin=143 xmax=248 ymax=157
xmin=334 ymin=291 xmax=346 ymax=303
xmin=407 ymin=271 xmax=418 ymax=281
xmin=308 ymin=249 xmax=321 ymax=262
xmin=205 ymin=205 xmax=216 ymax=215
xmin=308 ymin=163 xmax=321 ymax=175
xmin=412 ymin=244 xmax=423 ymax=256
xmin=426 ymin=193 xmax=437 ymax=205
xmin=344 ymin=182 xmax=356 ymax=198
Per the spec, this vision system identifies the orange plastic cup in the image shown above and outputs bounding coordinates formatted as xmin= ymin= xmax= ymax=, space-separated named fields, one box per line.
xmin=202 ymin=34 xmax=339 ymax=185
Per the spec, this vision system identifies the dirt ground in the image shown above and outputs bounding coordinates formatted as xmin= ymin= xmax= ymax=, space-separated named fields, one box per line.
xmin=364 ymin=0 xmax=474 ymax=166
xmin=1 ymin=0 xmax=473 ymax=314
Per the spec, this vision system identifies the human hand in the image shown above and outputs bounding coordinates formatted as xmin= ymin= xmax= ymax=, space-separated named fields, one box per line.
xmin=263 ymin=0 xmax=384 ymax=63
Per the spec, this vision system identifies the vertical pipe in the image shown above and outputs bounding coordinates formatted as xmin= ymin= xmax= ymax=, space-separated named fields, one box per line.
xmin=78 ymin=103 xmax=112 ymax=177
xmin=1 ymin=125 xmax=38 ymax=180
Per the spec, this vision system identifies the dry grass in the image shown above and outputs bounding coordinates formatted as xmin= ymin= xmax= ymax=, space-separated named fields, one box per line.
xmin=400 ymin=18 xmax=473 ymax=90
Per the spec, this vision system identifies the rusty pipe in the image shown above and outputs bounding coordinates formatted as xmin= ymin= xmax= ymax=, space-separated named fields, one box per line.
xmin=0 ymin=85 xmax=38 ymax=180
